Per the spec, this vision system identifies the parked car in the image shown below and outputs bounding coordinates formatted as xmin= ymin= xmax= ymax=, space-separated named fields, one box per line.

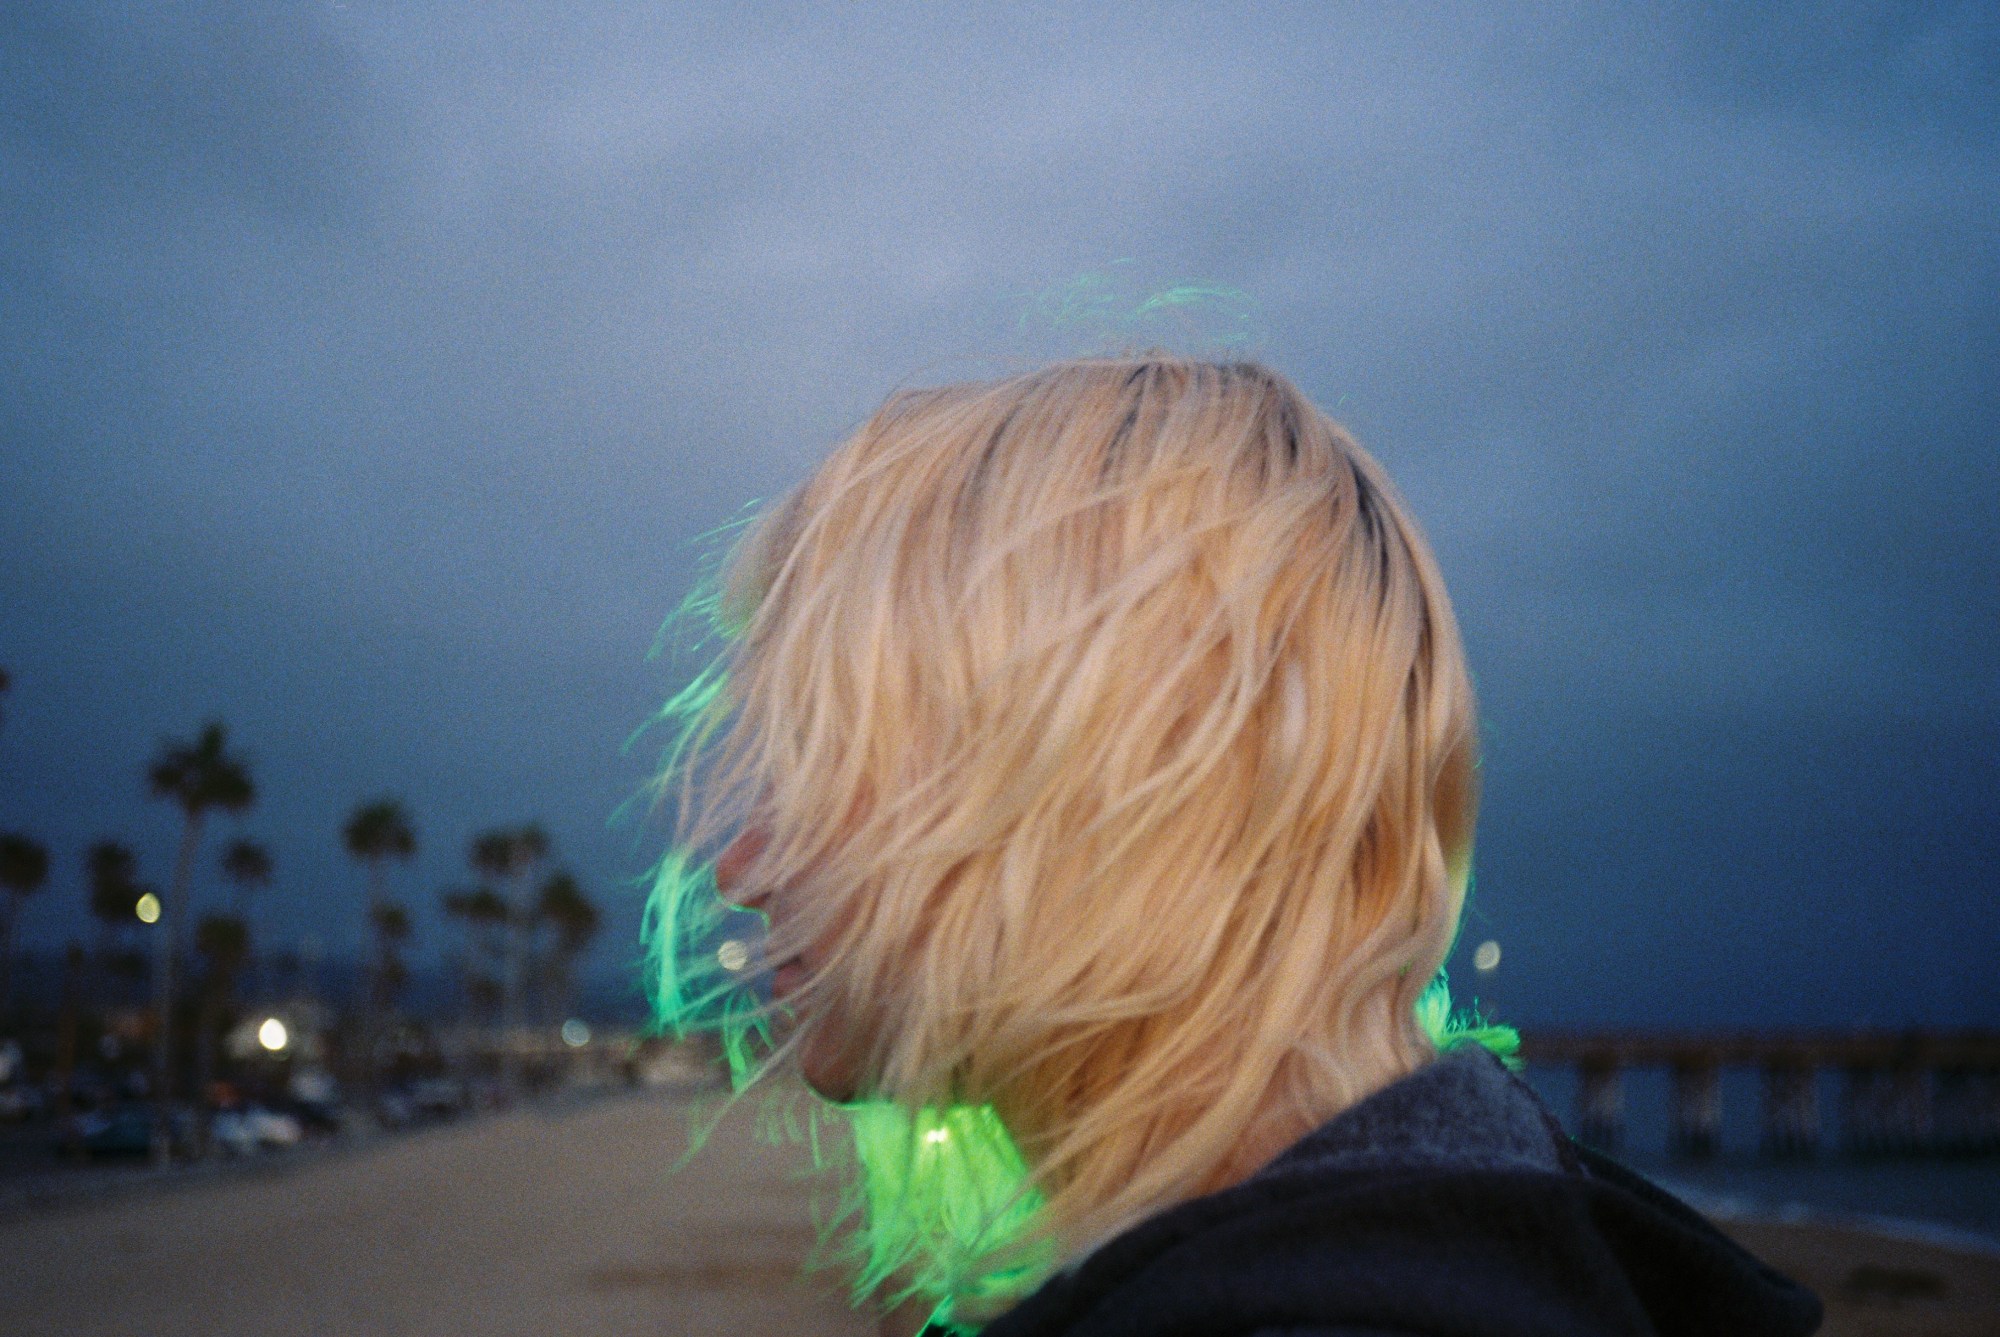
xmin=373 ymin=1088 xmax=416 ymax=1128
xmin=285 ymin=1067 xmax=343 ymax=1134
xmin=409 ymin=1077 xmax=467 ymax=1120
xmin=63 ymin=1103 xmax=194 ymax=1159
xmin=0 ymin=1041 xmax=37 ymax=1121
xmin=211 ymin=1105 xmax=305 ymax=1156
xmin=0 ymin=1082 xmax=45 ymax=1122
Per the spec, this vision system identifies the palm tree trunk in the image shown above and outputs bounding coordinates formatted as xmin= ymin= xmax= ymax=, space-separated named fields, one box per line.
xmin=154 ymin=813 xmax=202 ymax=1166
xmin=56 ymin=943 xmax=82 ymax=1160
xmin=92 ymin=923 xmax=109 ymax=1015
xmin=362 ymin=860 xmax=383 ymax=1117
xmin=553 ymin=950 xmax=576 ymax=1031
xmin=194 ymin=982 xmax=219 ymax=1157
xmin=233 ymin=884 xmax=257 ymax=1009
xmin=0 ymin=895 xmax=19 ymax=1023
xmin=93 ymin=921 xmax=117 ymax=1012
xmin=503 ymin=882 xmax=524 ymax=1095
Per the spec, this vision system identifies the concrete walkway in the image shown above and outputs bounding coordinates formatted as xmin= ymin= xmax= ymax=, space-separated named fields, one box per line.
xmin=0 ymin=1084 xmax=875 ymax=1337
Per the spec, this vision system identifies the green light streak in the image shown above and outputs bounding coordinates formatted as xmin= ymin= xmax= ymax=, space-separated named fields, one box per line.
xmin=1013 ymin=260 xmax=1262 ymax=355
xmin=841 ymin=1103 xmax=1052 ymax=1331
xmin=1417 ymin=970 xmax=1522 ymax=1070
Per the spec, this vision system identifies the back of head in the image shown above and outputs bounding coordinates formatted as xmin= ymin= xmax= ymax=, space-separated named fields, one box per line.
xmin=656 ymin=351 xmax=1481 ymax=1313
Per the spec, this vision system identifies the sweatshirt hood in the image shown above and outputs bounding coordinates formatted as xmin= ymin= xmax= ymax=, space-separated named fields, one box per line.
xmin=975 ymin=1047 xmax=1821 ymax=1337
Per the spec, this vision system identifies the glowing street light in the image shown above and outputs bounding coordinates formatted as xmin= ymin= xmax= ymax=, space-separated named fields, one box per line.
xmin=134 ymin=892 xmax=161 ymax=924
xmin=716 ymin=938 xmax=750 ymax=972
xmin=561 ymin=1018 xmax=592 ymax=1048
xmin=1473 ymin=940 xmax=1502 ymax=973
xmin=257 ymin=1017 xmax=289 ymax=1052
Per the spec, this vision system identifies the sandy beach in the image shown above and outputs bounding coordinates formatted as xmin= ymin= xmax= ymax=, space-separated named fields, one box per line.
xmin=0 ymin=1083 xmax=873 ymax=1337
xmin=1722 ymin=1217 xmax=2000 ymax=1337
xmin=0 ymin=1082 xmax=1994 ymax=1337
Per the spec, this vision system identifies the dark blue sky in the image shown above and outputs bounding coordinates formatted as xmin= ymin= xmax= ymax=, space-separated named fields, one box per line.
xmin=1 ymin=3 xmax=1994 ymax=1029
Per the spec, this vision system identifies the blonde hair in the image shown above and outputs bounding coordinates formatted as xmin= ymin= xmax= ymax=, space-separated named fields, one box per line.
xmin=654 ymin=352 xmax=1481 ymax=1309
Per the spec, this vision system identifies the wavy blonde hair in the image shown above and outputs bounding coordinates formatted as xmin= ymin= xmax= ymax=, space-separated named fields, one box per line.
xmin=652 ymin=352 xmax=1481 ymax=1314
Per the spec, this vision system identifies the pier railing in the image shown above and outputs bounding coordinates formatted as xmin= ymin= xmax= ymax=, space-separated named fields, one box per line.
xmin=1518 ymin=1030 xmax=2000 ymax=1159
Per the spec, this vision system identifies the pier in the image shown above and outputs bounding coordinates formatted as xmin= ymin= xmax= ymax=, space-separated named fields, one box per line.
xmin=1520 ymin=1030 xmax=2000 ymax=1159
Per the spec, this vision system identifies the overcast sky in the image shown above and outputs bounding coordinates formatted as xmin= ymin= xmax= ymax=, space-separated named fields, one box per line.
xmin=1 ymin=2 xmax=1994 ymax=1029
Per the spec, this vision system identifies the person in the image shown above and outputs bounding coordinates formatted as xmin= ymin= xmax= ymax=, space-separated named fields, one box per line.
xmin=650 ymin=353 xmax=1822 ymax=1335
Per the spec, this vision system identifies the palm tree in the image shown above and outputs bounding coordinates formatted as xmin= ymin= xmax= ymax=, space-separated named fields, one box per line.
xmin=219 ymin=839 xmax=272 ymax=1005
xmin=194 ymin=916 xmax=250 ymax=998
xmin=344 ymin=803 xmax=416 ymax=898
xmin=0 ymin=833 xmax=50 ymax=1020
xmin=368 ymin=902 xmax=412 ymax=965
xmin=53 ymin=941 xmax=84 ymax=1156
xmin=368 ymin=901 xmax=413 ymax=1077
xmin=443 ymin=886 xmax=508 ymax=1024
xmin=219 ymin=839 xmax=272 ymax=919
xmin=469 ymin=825 xmax=548 ymax=1089
xmin=343 ymin=800 xmax=414 ymax=1098
xmin=533 ymin=871 xmax=601 ymax=1028
xmin=85 ymin=841 xmax=145 ymax=1004
xmin=146 ymin=722 xmax=254 ymax=1162
xmin=192 ymin=911 xmax=250 ymax=1137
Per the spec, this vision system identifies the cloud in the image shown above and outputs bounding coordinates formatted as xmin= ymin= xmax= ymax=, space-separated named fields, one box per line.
xmin=0 ymin=1 xmax=1992 ymax=1023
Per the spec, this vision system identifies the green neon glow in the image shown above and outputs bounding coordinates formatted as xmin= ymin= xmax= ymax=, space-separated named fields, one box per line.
xmin=840 ymin=1102 xmax=1053 ymax=1331
xmin=1416 ymin=864 xmax=1522 ymax=1069
xmin=638 ymin=846 xmax=774 ymax=1089
xmin=1014 ymin=260 xmax=1261 ymax=354
xmin=1417 ymin=970 xmax=1522 ymax=1071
